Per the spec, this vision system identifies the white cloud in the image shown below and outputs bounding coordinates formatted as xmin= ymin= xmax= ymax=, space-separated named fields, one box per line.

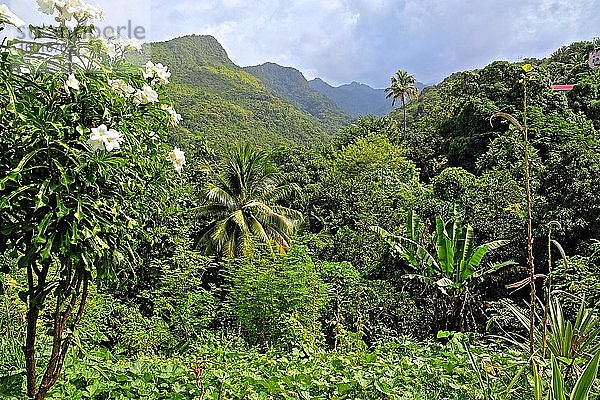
xmin=5 ymin=0 xmax=600 ymax=87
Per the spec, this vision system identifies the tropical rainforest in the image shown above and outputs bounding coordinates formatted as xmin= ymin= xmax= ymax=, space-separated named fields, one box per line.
xmin=2 ymin=2 xmax=600 ymax=399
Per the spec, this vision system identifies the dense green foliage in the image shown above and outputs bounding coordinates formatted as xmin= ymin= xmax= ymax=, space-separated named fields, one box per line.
xmin=2 ymin=4 xmax=600 ymax=397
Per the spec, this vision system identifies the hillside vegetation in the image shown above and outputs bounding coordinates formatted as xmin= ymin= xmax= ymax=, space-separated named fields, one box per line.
xmin=3 ymin=6 xmax=600 ymax=397
xmin=245 ymin=62 xmax=351 ymax=130
xmin=144 ymin=35 xmax=334 ymax=150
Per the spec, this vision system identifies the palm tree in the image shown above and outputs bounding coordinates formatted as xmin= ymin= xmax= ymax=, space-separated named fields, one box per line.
xmin=198 ymin=144 xmax=303 ymax=257
xmin=385 ymin=70 xmax=419 ymax=135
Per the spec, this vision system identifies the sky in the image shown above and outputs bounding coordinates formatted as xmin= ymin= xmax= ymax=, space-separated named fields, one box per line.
xmin=5 ymin=0 xmax=600 ymax=87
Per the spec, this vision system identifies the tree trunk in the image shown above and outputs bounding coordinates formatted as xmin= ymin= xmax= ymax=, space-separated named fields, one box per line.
xmin=24 ymin=262 xmax=89 ymax=400
xmin=25 ymin=304 xmax=39 ymax=398
xmin=402 ymin=95 xmax=407 ymax=136
xmin=25 ymin=261 xmax=46 ymax=399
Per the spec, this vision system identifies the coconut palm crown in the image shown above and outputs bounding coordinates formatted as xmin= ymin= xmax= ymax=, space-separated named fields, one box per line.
xmin=385 ymin=69 xmax=419 ymax=134
xmin=198 ymin=144 xmax=303 ymax=257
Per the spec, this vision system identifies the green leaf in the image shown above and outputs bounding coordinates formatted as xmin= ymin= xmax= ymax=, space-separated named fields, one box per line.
xmin=75 ymin=197 xmax=85 ymax=221
xmin=570 ymin=351 xmax=600 ymax=400
xmin=34 ymin=179 xmax=51 ymax=210
xmin=437 ymin=330 xmax=452 ymax=339
xmin=551 ymin=356 xmax=565 ymax=400
xmin=53 ymin=159 xmax=76 ymax=187
xmin=436 ymin=217 xmax=449 ymax=273
xmin=0 ymin=184 xmax=38 ymax=210
xmin=460 ymin=224 xmax=475 ymax=267
xmin=444 ymin=236 xmax=455 ymax=276
xmin=70 ymin=222 xmax=79 ymax=244
xmin=55 ymin=193 xmax=70 ymax=219
xmin=468 ymin=246 xmax=489 ymax=268
xmin=33 ymin=213 xmax=53 ymax=244
xmin=40 ymin=233 xmax=56 ymax=261
xmin=532 ymin=363 xmax=543 ymax=400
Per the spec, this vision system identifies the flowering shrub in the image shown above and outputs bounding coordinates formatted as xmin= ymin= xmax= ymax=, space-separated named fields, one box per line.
xmin=0 ymin=1 xmax=186 ymax=398
xmin=0 ymin=4 xmax=25 ymax=30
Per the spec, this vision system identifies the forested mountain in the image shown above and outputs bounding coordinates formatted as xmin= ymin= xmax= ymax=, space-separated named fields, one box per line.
xmin=309 ymin=78 xmax=426 ymax=117
xmin=244 ymin=62 xmax=351 ymax=129
xmin=143 ymin=35 xmax=334 ymax=149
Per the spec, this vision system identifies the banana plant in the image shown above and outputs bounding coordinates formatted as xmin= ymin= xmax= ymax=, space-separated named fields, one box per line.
xmin=372 ymin=208 xmax=514 ymax=295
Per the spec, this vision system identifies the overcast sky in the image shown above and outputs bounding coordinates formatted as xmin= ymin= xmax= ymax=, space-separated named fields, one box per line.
xmin=6 ymin=0 xmax=600 ymax=87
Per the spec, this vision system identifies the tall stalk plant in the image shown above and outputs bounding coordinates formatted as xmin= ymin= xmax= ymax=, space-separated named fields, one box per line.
xmin=490 ymin=63 xmax=537 ymax=357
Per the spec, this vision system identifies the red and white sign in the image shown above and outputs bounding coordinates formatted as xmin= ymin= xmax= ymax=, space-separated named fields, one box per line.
xmin=551 ymin=84 xmax=574 ymax=91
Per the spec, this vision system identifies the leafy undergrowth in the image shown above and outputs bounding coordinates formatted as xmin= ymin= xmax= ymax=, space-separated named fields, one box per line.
xmin=2 ymin=338 xmax=527 ymax=400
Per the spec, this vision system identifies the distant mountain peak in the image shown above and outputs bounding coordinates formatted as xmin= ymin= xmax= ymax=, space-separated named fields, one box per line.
xmin=145 ymin=36 xmax=334 ymax=149
xmin=147 ymin=34 xmax=234 ymax=69
xmin=308 ymin=78 xmax=427 ymax=117
xmin=309 ymin=78 xmax=389 ymax=117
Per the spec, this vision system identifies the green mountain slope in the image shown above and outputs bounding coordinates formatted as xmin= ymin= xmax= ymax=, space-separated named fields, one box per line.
xmin=244 ymin=62 xmax=351 ymax=129
xmin=144 ymin=35 xmax=333 ymax=149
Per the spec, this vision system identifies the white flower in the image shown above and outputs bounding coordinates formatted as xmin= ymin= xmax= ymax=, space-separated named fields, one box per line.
xmin=74 ymin=3 xmax=104 ymax=21
xmin=142 ymin=84 xmax=159 ymax=103
xmin=99 ymin=37 xmax=120 ymax=59
xmin=88 ymin=124 xmax=122 ymax=152
xmin=153 ymin=63 xmax=171 ymax=84
xmin=36 ymin=0 xmax=56 ymax=15
xmin=108 ymin=78 xmax=135 ymax=97
xmin=106 ymin=42 xmax=117 ymax=58
xmin=167 ymin=147 xmax=186 ymax=174
xmin=104 ymin=129 xmax=123 ymax=151
xmin=88 ymin=124 xmax=109 ymax=151
xmin=38 ymin=0 xmax=104 ymax=23
xmin=65 ymin=73 xmax=80 ymax=91
xmin=0 ymin=4 xmax=26 ymax=30
xmin=133 ymin=84 xmax=159 ymax=104
xmin=142 ymin=61 xmax=155 ymax=80
xmin=123 ymin=37 xmax=142 ymax=52
xmin=148 ymin=131 xmax=158 ymax=140
xmin=56 ymin=1 xmax=75 ymax=21
xmin=161 ymin=104 xmax=182 ymax=126
xmin=143 ymin=61 xmax=171 ymax=85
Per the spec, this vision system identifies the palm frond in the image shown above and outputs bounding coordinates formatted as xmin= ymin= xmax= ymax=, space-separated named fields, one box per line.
xmin=197 ymin=144 xmax=303 ymax=257
xmin=203 ymin=185 xmax=236 ymax=208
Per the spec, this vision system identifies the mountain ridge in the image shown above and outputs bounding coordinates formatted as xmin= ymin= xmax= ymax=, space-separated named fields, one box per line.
xmin=309 ymin=78 xmax=426 ymax=117
xmin=244 ymin=62 xmax=351 ymax=130
xmin=144 ymin=35 xmax=334 ymax=150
